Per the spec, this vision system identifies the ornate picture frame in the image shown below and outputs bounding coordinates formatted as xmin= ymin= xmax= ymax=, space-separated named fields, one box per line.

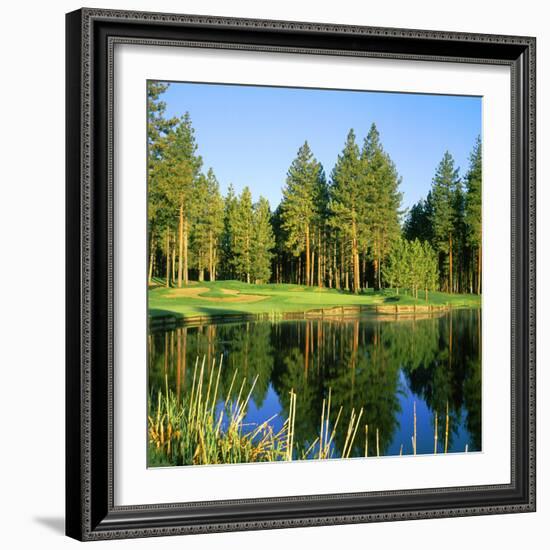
xmin=66 ymin=8 xmax=536 ymax=541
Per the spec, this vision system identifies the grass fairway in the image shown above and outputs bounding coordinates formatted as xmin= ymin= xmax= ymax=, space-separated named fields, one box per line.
xmin=148 ymin=280 xmax=481 ymax=320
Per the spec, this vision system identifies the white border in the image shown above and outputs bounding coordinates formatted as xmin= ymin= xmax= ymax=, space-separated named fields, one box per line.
xmin=114 ymin=44 xmax=511 ymax=506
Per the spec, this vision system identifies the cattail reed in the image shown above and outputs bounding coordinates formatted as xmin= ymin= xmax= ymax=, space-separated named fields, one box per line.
xmin=413 ymin=401 xmax=417 ymax=455
xmin=444 ymin=401 xmax=449 ymax=454
xmin=434 ymin=411 xmax=438 ymax=454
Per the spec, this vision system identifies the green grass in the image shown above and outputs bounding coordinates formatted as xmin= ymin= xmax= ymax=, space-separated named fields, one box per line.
xmin=149 ymin=280 xmax=481 ymax=320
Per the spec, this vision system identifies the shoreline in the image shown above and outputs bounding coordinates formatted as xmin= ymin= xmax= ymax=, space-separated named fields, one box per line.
xmin=149 ymin=303 xmax=479 ymax=329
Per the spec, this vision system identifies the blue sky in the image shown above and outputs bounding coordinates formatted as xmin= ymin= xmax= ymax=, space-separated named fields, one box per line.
xmin=160 ymin=81 xmax=481 ymax=212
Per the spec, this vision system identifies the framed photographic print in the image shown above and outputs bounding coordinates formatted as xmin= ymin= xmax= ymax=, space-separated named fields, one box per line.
xmin=65 ymin=8 xmax=536 ymax=541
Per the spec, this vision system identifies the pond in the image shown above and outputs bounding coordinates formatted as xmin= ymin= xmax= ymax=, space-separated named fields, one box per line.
xmin=148 ymin=309 xmax=481 ymax=464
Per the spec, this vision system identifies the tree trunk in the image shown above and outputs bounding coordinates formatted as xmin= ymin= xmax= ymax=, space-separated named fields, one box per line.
xmin=341 ymin=246 xmax=348 ymax=291
xmin=246 ymin=232 xmax=250 ymax=284
xmin=213 ymin=248 xmax=217 ymax=282
xmin=171 ymin=244 xmax=176 ymax=286
xmin=477 ymin=244 xmax=482 ymax=295
xmin=377 ymin=255 xmax=381 ymax=290
xmin=318 ymin=229 xmax=323 ymax=288
xmin=183 ymin=218 xmax=189 ymax=285
xmin=353 ymin=247 xmax=360 ymax=294
xmin=448 ymin=235 xmax=453 ymax=294
xmin=373 ymin=258 xmax=379 ymax=291
xmin=361 ymin=252 xmax=367 ymax=290
xmin=311 ymin=250 xmax=315 ymax=287
xmin=209 ymin=230 xmax=215 ymax=282
xmin=198 ymin=257 xmax=204 ymax=282
xmin=305 ymin=225 xmax=310 ymax=286
xmin=177 ymin=203 xmax=184 ymax=288
xmin=334 ymin=242 xmax=340 ymax=289
xmin=165 ymin=230 xmax=170 ymax=288
xmin=148 ymin=234 xmax=155 ymax=285
xmin=351 ymin=220 xmax=360 ymax=294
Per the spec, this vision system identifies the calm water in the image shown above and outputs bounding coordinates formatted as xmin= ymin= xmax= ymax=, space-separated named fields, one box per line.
xmin=148 ymin=309 xmax=481 ymax=459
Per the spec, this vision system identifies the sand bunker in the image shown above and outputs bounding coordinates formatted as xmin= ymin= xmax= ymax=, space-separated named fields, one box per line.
xmin=166 ymin=287 xmax=207 ymax=297
xmin=166 ymin=287 xmax=267 ymax=303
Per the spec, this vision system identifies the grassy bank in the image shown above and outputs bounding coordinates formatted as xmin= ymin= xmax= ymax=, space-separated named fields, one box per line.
xmin=148 ymin=279 xmax=481 ymax=321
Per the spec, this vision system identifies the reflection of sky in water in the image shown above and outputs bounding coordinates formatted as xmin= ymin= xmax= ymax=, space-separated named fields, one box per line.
xmin=216 ymin=371 xmax=474 ymax=458
xmin=386 ymin=371 xmax=472 ymax=456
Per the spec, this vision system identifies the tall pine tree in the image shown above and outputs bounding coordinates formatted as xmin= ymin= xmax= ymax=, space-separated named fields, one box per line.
xmin=280 ymin=142 xmax=322 ymax=286
xmin=230 ymin=187 xmax=254 ymax=283
xmin=251 ymin=197 xmax=276 ymax=283
xmin=362 ymin=123 xmax=402 ymax=289
xmin=147 ymin=82 xmax=178 ymax=284
xmin=330 ymin=130 xmax=367 ymax=293
xmin=430 ymin=151 xmax=461 ymax=293
xmin=157 ymin=112 xmax=203 ymax=287
xmin=464 ymin=136 xmax=482 ymax=294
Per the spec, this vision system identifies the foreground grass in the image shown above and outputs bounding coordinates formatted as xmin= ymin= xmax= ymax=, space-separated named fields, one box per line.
xmin=149 ymin=356 xmax=289 ymax=466
xmin=148 ymin=279 xmax=481 ymax=320
xmin=149 ymin=355 xmax=461 ymax=467
xmin=149 ymin=355 xmax=376 ymax=466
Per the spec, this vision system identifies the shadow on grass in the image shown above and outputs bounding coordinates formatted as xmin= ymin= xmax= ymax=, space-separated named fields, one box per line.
xmin=148 ymin=308 xmax=184 ymax=319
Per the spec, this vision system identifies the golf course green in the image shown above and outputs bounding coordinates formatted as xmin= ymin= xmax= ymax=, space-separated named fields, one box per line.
xmin=148 ymin=280 xmax=481 ymax=320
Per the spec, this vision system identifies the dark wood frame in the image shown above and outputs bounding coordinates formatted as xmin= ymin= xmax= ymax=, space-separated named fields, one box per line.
xmin=66 ymin=7 xmax=536 ymax=541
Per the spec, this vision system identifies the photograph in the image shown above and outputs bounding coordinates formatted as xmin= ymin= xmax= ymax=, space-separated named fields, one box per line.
xmin=146 ymin=81 xmax=483 ymax=468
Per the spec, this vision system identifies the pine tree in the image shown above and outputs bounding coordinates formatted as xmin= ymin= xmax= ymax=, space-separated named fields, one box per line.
xmin=251 ymin=197 xmax=276 ymax=283
xmin=191 ymin=168 xmax=224 ymax=281
xmin=313 ymin=166 xmax=330 ymax=287
xmin=146 ymin=82 xmax=178 ymax=284
xmin=231 ymin=187 xmax=254 ymax=283
xmin=421 ymin=241 xmax=439 ymax=301
xmin=280 ymin=142 xmax=322 ymax=286
xmin=220 ymin=184 xmax=239 ymax=280
xmin=430 ymin=151 xmax=461 ymax=293
xmin=382 ymin=237 xmax=407 ymax=294
xmin=403 ymin=193 xmax=434 ymax=243
xmin=156 ymin=112 xmax=203 ymax=287
xmin=362 ymin=124 xmax=403 ymax=289
xmin=205 ymin=169 xmax=225 ymax=281
xmin=408 ymin=239 xmax=425 ymax=299
xmin=451 ymin=177 xmax=466 ymax=293
xmin=330 ymin=130 xmax=367 ymax=293
xmin=464 ymin=136 xmax=482 ymax=294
